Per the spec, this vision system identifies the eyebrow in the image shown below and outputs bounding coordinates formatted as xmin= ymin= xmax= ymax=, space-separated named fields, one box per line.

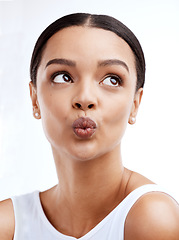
xmin=98 ymin=59 xmax=129 ymax=72
xmin=45 ymin=58 xmax=76 ymax=68
xmin=45 ymin=58 xmax=129 ymax=72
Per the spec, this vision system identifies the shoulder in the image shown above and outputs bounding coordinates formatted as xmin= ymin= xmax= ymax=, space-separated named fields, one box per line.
xmin=0 ymin=198 xmax=15 ymax=240
xmin=124 ymin=191 xmax=179 ymax=240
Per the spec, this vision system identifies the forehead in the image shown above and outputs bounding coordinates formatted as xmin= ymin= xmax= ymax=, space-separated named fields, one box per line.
xmin=41 ymin=26 xmax=136 ymax=70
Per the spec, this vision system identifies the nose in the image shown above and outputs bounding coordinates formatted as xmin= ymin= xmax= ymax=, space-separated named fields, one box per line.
xmin=72 ymin=81 xmax=97 ymax=111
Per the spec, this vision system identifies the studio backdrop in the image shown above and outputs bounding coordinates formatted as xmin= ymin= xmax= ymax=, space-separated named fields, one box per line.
xmin=0 ymin=0 xmax=179 ymax=201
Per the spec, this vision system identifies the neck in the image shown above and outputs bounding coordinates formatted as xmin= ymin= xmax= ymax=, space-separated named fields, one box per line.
xmin=41 ymin=146 xmax=132 ymax=238
xmin=52 ymin=146 xmax=127 ymax=213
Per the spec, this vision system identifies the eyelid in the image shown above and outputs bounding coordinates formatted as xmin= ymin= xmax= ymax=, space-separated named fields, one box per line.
xmin=50 ymin=71 xmax=73 ymax=80
xmin=50 ymin=71 xmax=122 ymax=86
xmin=100 ymin=74 xmax=123 ymax=85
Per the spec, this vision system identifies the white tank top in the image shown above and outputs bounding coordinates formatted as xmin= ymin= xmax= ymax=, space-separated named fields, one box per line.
xmin=11 ymin=184 xmax=168 ymax=240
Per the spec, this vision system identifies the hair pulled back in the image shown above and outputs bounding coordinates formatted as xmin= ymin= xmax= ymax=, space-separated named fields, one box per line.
xmin=30 ymin=13 xmax=145 ymax=90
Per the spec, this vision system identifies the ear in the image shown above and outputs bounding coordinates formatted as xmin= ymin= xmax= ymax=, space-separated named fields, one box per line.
xmin=128 ymin=88 xmax=143 ymax=124
xmin=29 ymin=81 xmax=41 ymax=119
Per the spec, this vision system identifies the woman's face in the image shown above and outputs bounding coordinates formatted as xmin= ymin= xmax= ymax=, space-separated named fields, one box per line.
xmin=30 ymin=26 xmax=143 ymax=161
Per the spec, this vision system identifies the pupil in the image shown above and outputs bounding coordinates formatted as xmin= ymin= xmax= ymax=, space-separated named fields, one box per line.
xmin=110 ymin=78 xmax=117 ymax=85
xmin=63 ymin=74 xmax=69 ymax=82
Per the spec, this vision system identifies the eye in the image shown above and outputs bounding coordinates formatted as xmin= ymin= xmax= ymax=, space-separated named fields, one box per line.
xmin=100 ymin=75 xmax=122 ymax=87
xmin=51 ymin=72 xmax=73 ymax=84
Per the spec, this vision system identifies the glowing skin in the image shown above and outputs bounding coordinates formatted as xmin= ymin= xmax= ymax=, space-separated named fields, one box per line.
xmin=30 ymin=26 xmax=142 ymax=163
xmin=0 ymin=24 xmax=178 ymax=240
xmin=29 ymin=27 xmax=145 ymax=236
xmin=32 ymin=26 xmax=179 ymax=239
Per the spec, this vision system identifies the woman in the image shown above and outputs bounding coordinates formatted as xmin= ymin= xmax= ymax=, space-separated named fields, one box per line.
xmin=0 ymin=13 xmax=178 ymax=240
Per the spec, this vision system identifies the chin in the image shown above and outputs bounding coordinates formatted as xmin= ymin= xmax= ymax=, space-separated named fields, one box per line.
xmin=68 ymin=145 xmax=113 ymax=163
xmin=69 ymin=149 xmax=98 ymax=162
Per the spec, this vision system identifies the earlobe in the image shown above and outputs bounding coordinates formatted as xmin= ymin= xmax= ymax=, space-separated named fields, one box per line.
xmin=29 ymin=81 xmax=41 ymax=119
xmin=128 ymin=88 xmax=143 ymax=125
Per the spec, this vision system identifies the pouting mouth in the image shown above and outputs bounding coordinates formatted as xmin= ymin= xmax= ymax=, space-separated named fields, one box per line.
xmin=72 ymin=117 xmax=97 ymax=129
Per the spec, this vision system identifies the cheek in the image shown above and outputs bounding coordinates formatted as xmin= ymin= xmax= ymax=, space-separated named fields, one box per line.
xmin=101 ymin=94 xmax=133 ymax=141
xmin=37 ymin=87 xmax=70 ymax=145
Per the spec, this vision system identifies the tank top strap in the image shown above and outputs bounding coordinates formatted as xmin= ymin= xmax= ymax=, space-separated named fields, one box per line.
xmin=111 ymin=184 xmax=170 ymax=239
xmin=121 ymin=184 xmax=168 ymax=211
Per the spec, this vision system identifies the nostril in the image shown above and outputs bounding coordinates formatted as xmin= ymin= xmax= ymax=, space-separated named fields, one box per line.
xmin=75 ymin=103 xmax=82 ymax=109
xmin=73 ymin=103 xmax=94 ymax=110
xmin=88 ymin=104 xmax=94 ymax=109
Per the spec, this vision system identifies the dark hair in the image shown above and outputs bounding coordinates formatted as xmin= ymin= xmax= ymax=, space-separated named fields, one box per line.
xmin=30 ymin=13 xmax=145 ymax=90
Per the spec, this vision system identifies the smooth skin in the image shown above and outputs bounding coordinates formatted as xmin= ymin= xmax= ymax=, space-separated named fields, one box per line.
xmin=0 ymin=26 xmax=179 ymax=240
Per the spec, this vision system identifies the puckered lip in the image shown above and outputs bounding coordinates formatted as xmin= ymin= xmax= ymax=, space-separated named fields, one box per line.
xmin=72 ymin=117 xmax=97 ymax=129
xmin=72 ymin=117 xmax=97 ymax=139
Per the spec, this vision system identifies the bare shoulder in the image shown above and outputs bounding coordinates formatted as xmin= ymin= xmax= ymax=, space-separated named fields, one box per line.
xmin=124 ymin=191 xmax=179 ymax=240
xmin=0 ymin=198 xmax=15 ymax=240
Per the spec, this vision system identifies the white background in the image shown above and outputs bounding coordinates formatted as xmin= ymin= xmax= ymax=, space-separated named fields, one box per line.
xmin=0 ymin=0 xmax=178 ymax=201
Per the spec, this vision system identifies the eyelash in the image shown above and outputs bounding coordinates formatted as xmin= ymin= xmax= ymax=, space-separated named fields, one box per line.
xmin=100 ymin=74 xmax=123 ymax=87
xmin=50 ymin=71 xmax=73 ymax=83
xmin=50 ymin=71 xmax=123 ymax=87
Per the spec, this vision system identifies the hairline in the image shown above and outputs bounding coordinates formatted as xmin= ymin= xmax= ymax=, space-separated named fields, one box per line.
xmin=33 ymin=25 xmax=138 ymax=90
